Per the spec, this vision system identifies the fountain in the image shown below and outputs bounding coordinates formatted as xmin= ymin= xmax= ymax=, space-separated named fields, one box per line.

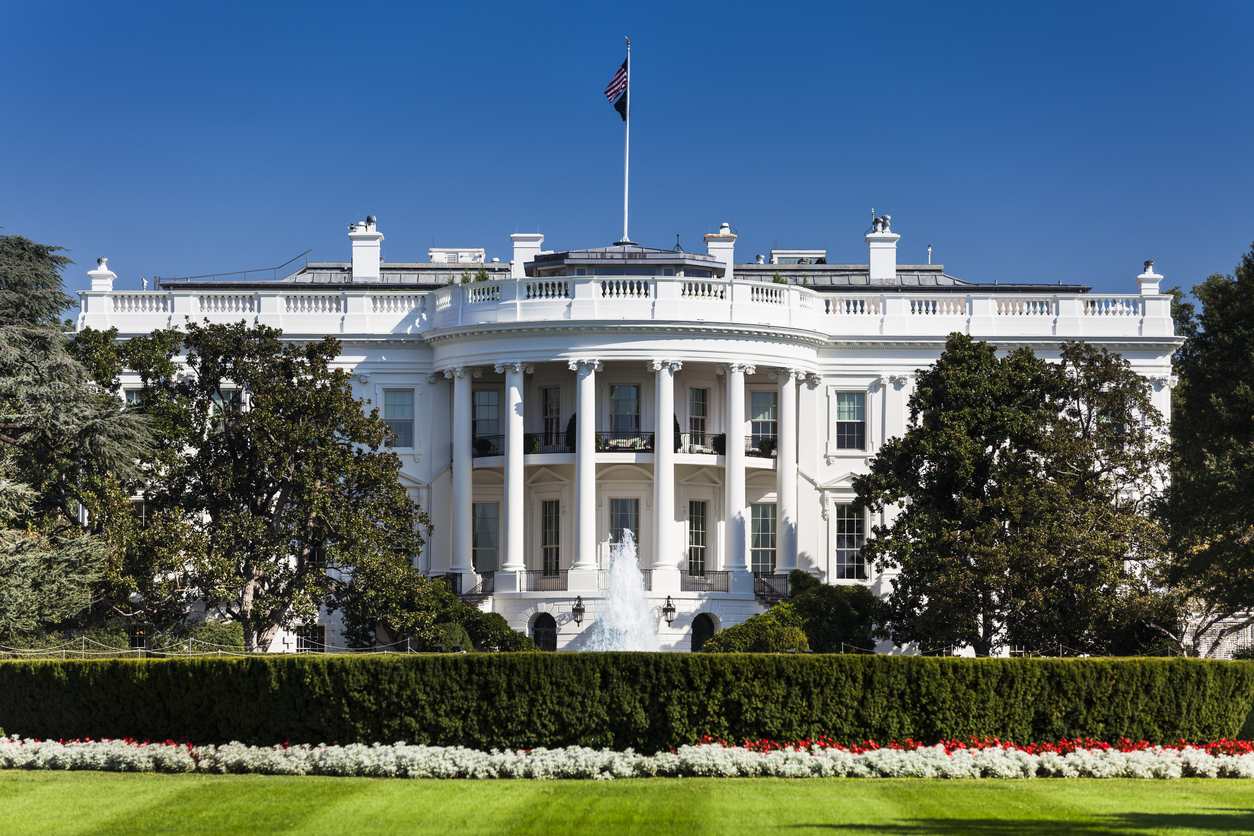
xmin=582 ymin=530 xmax=660 ymax=651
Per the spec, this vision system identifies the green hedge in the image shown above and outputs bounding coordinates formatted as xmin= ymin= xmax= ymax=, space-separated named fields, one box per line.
xmin=0 ymin=654 xmax=1250 ymax=750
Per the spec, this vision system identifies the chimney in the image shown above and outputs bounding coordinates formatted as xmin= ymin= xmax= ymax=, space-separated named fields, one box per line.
xmin=88 ymin=257 xmax=116 ymax=292
xmin=349 ymin=216 xmax=383 ymax=281
xmin=1137 ymin=259 xmax=1162 ymax=295
xmin=704 ymin=222 xmax=736 ymax=280
xmin=865 ymin=214 xmax=900 ymax=282
xmin=510 ymin=233 xmax=544 ymax=279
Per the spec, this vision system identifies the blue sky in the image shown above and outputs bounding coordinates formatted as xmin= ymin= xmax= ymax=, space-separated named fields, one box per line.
xmin=3 ymin=1 xmax=1251 ymax=296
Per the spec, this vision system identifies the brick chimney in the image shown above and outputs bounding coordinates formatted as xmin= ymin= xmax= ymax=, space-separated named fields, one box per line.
xmin=349 ymin=216 xmax=383 ymax=281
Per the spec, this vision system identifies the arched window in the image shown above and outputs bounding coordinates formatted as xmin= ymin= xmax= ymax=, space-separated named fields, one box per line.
xmin=691 ymin=613 xmax=717 ymax=653
xmin=532 ymin=612 xmax=557 ymax=653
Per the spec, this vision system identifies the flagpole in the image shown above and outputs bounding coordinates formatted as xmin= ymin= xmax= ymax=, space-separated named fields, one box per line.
xmin=620 ymin=37 xmax=631 ymax=245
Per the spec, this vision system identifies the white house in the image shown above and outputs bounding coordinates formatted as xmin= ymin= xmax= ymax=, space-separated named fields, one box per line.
xmin=78 ymin=216 xmax=1177 ymax=652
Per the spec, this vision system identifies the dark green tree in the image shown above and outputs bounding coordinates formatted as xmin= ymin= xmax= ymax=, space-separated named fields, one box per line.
xmin=0 ymin=236 xmax=154 ymax=637
xmin=700 ymin=603 xmax=809 ymax=653
xmin=787 ymin=570 xmax=885 ymax=653
xmin=854 ymin=333 xmax=1167 ymax=656
xmin=1164 ymin=243 xmax=1254 ymax=656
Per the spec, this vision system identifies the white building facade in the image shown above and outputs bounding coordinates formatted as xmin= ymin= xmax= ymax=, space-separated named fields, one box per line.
xmin=79 ymin=217 xmax=1177 ymax=652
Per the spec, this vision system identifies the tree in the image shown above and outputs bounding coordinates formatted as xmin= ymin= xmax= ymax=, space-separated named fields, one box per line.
xmin=854 ymin=333 xmax=1167 ymax=656
xmin=111 ymin=320 xmax=433 ymax=651
xmin=0 ymin=235 xmax=155 ymax=637
xmin=787 ymin=570 xmax=884 ymax=653
xmin=700 ymin=603 xmax=809 ymax=653
xmin=1164 ymin=243 xmax=1254 ymax=656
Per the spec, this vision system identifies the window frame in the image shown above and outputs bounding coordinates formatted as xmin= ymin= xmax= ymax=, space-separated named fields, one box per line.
xmin=834 ymin=391 xmax=866 ymax=451
xmin=687 ymin=499 xmax=708 ymax=576
xmin=383 ymin=388 xmax=415 ymax=448
xmin=471 ymin=501 xmax=500 ymax=573
xmin=833 ymin=503 xmax=867 ymax=580
xmin=750 ymin=502 xmax=777 ymax=574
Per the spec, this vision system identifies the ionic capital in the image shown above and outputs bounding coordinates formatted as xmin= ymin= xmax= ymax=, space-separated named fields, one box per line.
xmin=716 ymin=362 xmax=755 ymax=376
xmin=768 ymin=367 xmax=805 ymax=381
xmin=425 ymin=373 xmax=441 ymax=384
xmin=888 ymin=374 xmax=911 ymax=390
xmin=567 ymin=359 xmax=603 ymax=373
xmin=494 ymin=362 xmax=534 ymax=375
xmin=442 ymin=366 xmax=481 ymax=379
xmin=647 ymin=359 xmax=683 ymax=373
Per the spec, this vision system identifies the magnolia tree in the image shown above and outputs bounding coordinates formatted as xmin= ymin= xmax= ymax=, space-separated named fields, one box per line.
xmin=854 ymin=334 xmax=1170 ymax=657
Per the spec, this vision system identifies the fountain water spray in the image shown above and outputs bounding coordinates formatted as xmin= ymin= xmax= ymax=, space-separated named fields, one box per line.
xmin=583 ymin=529 xmax=660 ymax=652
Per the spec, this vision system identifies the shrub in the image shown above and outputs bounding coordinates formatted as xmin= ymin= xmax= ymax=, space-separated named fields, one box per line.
xmin=565 ymin=414 xmax=577 ymax=451
xmin=701 ymin=606 xmax=809 ymax=653
xmin=429 ymin=623 xmax=473 ymax=652
xmin=0 ymin=655 xmax=1249 ymax=750
xmin=787 ymin=570 xmax=884 ymax=653
xmin=712 ymin=433 xmax=726 ymax=455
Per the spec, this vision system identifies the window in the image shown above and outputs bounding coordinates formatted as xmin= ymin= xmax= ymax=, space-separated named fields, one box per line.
xmin=751 ymin=392 xmax=777 ymax=444
xmin=128 ymin=625 xmax=147 ymax=651
xmin=132 ymin=500 xmax=152 ymax=529
xmin=835 ymin=392 xmax=866 ymax=450
xmin=691 ymin=613 xmax=717 ymax=652
xmin=610 ymin=385 xmax=640 ymax=432
xmin=609 ymin=498 xmax=640 ymax=546
xmin=834 ymin=504 xmax=866 ymax=580
xmin=751 ymin=503 xmax=777 ymax=573
xmin=542 ymin=387 xmax=562 ymax=447
xmin=542 ymin=499 xmax=560 ymax=576
xmin=688 ymin=501 xmax=707 ymax=575
xmin=473 ymin=390 xmax=500 ymax=437
xmin=295 ymin=624 xmax=326 ymax=653
xmin=209 ymin=388 xmax=241 ymax=432
xmin=689 ymin=388 xmax=708 ymax=445
xmin=383 ymin=389 xmax=414 ymax=448
xmin=472 ymin=502 xmax=499 ymax=572
xmin=124 ymin=389 xmax=142 ymax=407
xmin=532 ymin=612 xmax=557 ymax=652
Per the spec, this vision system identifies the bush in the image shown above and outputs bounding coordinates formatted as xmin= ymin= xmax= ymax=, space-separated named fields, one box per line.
xmin=0 ymin=655 xmax=1249 ymax=750
xmin=788 ymin=570 xmax=885 ymax=653
xmin=429 ymin=623 xmax=473 ymax=652
xmin=701 ymin=605 xmax=810 ymax=653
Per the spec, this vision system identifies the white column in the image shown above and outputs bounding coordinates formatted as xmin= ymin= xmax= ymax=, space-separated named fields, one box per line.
xmin=448 ymin=367 xmax=475 ymax=581
xmin=651 ymin=359 xmax=681 ymax=593
xmin=774 ymin=368 xmax=800 ymax=576
xmin=570 ymin=359 xmax=601 ymax=590
xmin=720 ymin=363 xmax=754 ymax=593
xmin=499 ymin=363 xmax=528 ymax=580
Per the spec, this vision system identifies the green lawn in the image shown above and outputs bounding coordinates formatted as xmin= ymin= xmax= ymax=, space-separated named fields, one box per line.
xmin=4 ymin=773 xmax=1254 ymax=835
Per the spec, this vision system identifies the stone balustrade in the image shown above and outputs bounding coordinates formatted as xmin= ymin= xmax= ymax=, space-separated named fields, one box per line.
xmin=78 ymin=276 xmax=1174 ymax=340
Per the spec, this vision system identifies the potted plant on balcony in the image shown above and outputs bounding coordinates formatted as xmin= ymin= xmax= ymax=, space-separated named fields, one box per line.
xmin=757 ymin=437 xmax=777 ymax=457
xmin=565 ymin=413 xmax=577 ymax=452
xmin=713 ymin=433 xmax=726 ymax=455
xmin=526 ymin=433 xmax=540 ymax=454
xmin=474 ymin=437 xmax=495 ymax=456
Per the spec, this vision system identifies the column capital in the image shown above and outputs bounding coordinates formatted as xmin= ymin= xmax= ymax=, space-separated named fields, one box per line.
xmin=715 ymin=362 xmax=755 ymax=376
xmin=567 ymin=359 xmax=603 ymax=372
xmin=425 ymin=373 xmax=442 ymax=384
xmin=805 ymin=373 xmax=822 ymax=388
xmin=442 ymin=366 xmax=483 ymax=379
xmin=647 ymin=359 xmax=683 ymax=373
xmin=888 ymin=374 xmax=911 ymax=390
xmin=767 ymin=367 xmax=805 ymax=381
xmin=494 ymin=362 xmax=535 ymax=375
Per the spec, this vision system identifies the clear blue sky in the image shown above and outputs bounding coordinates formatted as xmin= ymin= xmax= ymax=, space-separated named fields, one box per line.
xmin=3 ymin=1 xmax=1251 ymax=296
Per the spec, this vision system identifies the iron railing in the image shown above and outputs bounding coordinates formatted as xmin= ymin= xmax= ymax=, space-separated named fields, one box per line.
xmin=472 ymin=434 xmax=504 ymax=457
xmin=435 ymin=572 xmax=463 ymax=596
xmin=678 ymin=432 xmax=717 ymax=454
xmin=747 ymin=434 xmax=778 ymax=458
xmin=681 ymin=571 xmax=729 ymax=592
xmin=525 ymin=431 xmax=571 ymax=454
xmin=753 ymin=572 xmax=789 ymax=605
xmin=463 ymin=572 xmax=494 ymax=603
xmin=520 ymin=570 xmax=568 ymax=591
xmin=597 ymin=431 xmax=654 ymax=452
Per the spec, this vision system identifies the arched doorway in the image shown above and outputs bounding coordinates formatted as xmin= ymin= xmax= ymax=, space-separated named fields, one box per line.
xmin=691 ymin=613 xmax=717 ymax=653
xmin=532 ymin=612 xmax=557 ymax=652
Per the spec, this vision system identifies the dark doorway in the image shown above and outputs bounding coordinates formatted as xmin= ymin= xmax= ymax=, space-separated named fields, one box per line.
xmin=532 ymin=612 xmax=557 ymax=652
xmin=691 ymin=613 xmax=716 ymax=652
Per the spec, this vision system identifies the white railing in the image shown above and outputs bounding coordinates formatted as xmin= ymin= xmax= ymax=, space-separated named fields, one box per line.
xmin=997 ymin=297 xmax=1054 ymax=316
xmin=465 ymin=284 xmax=500 ymax=304
xmin=750 ymin=285 xmax=785 ymax=305
xmin=682 ymin=281 xmax=726 ymax=300
xmin=830 ymin=297 xmax=880 ymax=315
xmin=112 ymin=293 xmax=169 ymax=314
xmin=526 ymin=280 xmax=569 ymax=299
xmin=198 ymin=294 xmax=255 ymax=314
xmin=601 ymin=278 xmax=652 ymax=298
xmin=434 ymin=288 xmax=454 ymax=312
xmin=372 ymin=294 xmax=424 ymax=314
xmin=1084 ymin=296 xmax=1143 ymax=317
xmin=285 ymin=294 xmax=341 ymax=314
xmin=910 ymin=297 xmax=966 ymax=316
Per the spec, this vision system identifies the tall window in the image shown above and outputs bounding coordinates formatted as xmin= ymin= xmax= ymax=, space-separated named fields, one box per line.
xmin=688 ymin=500 xmax=707 ymax=575
xmin=210 ymin=388 xmax=241 ymax=432
xmin=751 ymin=503 xmax=777 ymax=573
xmin=295 ymin=624 xmax=326 ymax=653
xmin=542 ymin=387 xmax=561 ymax=446
xmin=542 ymin=499 xmax=561 ymax=576
xmin=689 ymin=388 xmax=708 ymax=445
xmin=609 ymin=498 xmax=640 ymax=546
xmin=383 ymin=389 xmax=414 ymax=448
xmin=835 ymin=392 xmax=866 ymax=450
xmin=834 ymin=504 xmax=866 ymax=580
xmin=610 ymin=385 xmax=640 ymax=433
xmin=472 ymin=502 xmax=499 ymax=572
xmin=124 ymin=389 xmax=142 ymax=408
xmin=751 ymin=392 xmax=778 ymax=443
xmin=473 ymin=390 xmax=500 ymax=437
xmin=532 ymin=613 xmax=557 ymax=653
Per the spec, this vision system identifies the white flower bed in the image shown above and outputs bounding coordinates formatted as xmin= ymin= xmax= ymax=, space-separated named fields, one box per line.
xmin=4 ymin=737 xmax=1254 ymax=779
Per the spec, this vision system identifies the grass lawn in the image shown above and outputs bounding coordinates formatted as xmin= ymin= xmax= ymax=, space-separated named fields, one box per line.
xmin=4 ymin=773 xmax=1254 ymax=835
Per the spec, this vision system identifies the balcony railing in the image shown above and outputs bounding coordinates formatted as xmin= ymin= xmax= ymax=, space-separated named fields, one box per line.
xmin=747 ymin=435 xmax=778 ymax=458
xmin=472 ymin=435 xmax=504 ymax=457
xmin=753 ymin=572 xmax=789 ymax=605
xmin=463 ymin=572 xmax=494 ymax=603
xmin=678 ymin=432 xmax=719 ymax=455
xmin=681 ymin=571 xmax=729 ymax=592
xmin=525 ymin=431 xmax=571 ymax=454
xmin=597 ymin=431 xmax=654 ymax=452
xmin=434 ymin=572 xmax=462 ymax=596
xmin=520 ymin=569 xmax=568 ymax=592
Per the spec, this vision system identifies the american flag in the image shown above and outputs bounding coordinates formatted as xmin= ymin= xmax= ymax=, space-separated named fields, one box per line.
xmin=604 ymin=59 xmax=628 ymax=104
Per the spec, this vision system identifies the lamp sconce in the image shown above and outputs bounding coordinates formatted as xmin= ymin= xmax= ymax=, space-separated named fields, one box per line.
xmin=662 ymin=596 xmax=676 ymax=626
xmin=572 ymin=596 xmax=585 ymax=626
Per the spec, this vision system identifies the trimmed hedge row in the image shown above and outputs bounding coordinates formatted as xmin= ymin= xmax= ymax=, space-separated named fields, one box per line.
xmin=0 ymin=654 xmax=1250 ymax=750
